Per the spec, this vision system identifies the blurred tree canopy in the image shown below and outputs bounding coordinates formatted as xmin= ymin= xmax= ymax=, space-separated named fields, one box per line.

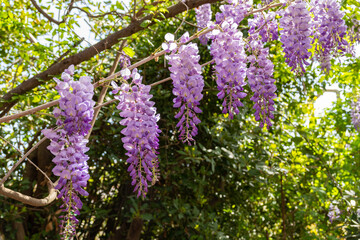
xmin=0 ymin=0 xmax=360 ymax=239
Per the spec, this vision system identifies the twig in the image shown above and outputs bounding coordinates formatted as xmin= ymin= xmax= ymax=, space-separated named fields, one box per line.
xmin=175 ymin=1 xmax=189 ymax=34
xmin=0 ymin=100 xmax=58 ymax=124
xmin=31 ymin=0 xmax=62 ymax=24
xmin=174 ymin=16 xmax=201 ymax=28
xmin=93 ymin=99 xmax=117 ymax=110
xmin=0 ymin=136 xmax=47 ymax=185
xmin=73 ymin=6 xmax=124 ymax=19
xmin=49 ymin=38 xmax=85 ymax=68
xmin=249 ymin=2 xmax=283 ymax=15
xmin=87 ymin=40 xmax=128 ymax=139
xmin=0 ymin=136 xmax=54 ymax=187
xmin=30 ymin=0 xmax=74 ymax=25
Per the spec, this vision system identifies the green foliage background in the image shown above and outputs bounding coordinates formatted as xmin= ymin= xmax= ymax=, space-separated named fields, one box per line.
xmin=0 ymin=0 xmax=360 ymax=239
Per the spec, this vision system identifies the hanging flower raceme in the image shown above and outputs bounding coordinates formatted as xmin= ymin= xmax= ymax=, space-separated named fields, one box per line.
xmin=42 ymin=65 xmax=94 ymax=239
xmin=311 ymin=0 xmax=348 ymax=72
xmin=210 ymin=2 xmax=248 ymax=119
xmin=164 ymin=33 xmax=205 ymax=144
xmin=248 ymin=10 xmax=278 ymax=43
xmin=247 ymin=40 xmax=277 ymax=128
xmin=351 ymin=97 xmax=360 ymax=131
xmin=195 ymin=3 xmax=212 ymax=45
xmin=279 ymin=0 xmax=313 ymax=73
xmin=113 ymin=68 xmax=161 ymax=198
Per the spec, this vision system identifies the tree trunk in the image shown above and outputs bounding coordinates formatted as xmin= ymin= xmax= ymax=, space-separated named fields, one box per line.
xmin=126 ymin=217 xmax=143 ymax=240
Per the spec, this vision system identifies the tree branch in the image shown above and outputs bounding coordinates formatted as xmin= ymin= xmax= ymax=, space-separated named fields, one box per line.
xmin=0 ymin=0 xmax=222 ymax=117
xmin=30 ymin=0 xmax=74 ymax=25
xmin=86 ymin=40 xmax=128 ymax=139
xmin=0 ymin=182 xmax=56 ymax=207
xmin=0 ymin=136 xmax=47 ymax=185
xmin=0 ymin=136 xmax=54 ymax=187
xmin=0 ymin=100 xmax=58 ymax=123
xmin=72 ymin=6 xmax=124 ymax=19
xmin=49 ymin=38 xmax=85 ymax=68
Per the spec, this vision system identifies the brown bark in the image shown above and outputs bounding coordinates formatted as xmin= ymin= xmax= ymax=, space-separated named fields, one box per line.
xmin=126 ymin=217 xmax=143 ymax=240
xmin=0 ymin=139 xmax=56 ymax=207
xmin=13 ymin=221 xmax=25 ymax=240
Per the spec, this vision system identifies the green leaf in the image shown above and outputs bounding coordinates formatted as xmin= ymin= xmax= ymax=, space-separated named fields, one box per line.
xmin=116 ymin=1 xmax=124 ymax=10
xmin=140 ymin=20 xmax=152 ymax=28
xmin=123 ymin=47 xmax=135 ymax=58
xmin=142 ymin=213 xmax=153 ymax=221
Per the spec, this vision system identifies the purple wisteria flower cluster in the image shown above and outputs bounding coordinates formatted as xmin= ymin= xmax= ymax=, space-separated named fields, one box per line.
xmin=247 ymin=40 xmax=277 ymax=128
xmin=248 ymin=10 xmax=278 ymax=43
xmin=113 ymin=68 xmax=161 ymax=198
xmin=165 ymin=33 xmax=204 ymax=144
xmin=42 ymin=65 xmax=94 ymax=238
xmin=210 ymin=2 xmax=248 ymax=119
xmin=351 ymin=97 xmax=360 ymax=131
xmin=195 ymin=3 xmax=212 ymax=45
xmin=311 ymin=0 xmax=348 ymax=72
xmin=279 ymin=0 xmax=313 ymax=73
xmin=215 ymin=0 xmax=250 ymax=25
xmin=328 ymin=203 xmax=341 ymax=223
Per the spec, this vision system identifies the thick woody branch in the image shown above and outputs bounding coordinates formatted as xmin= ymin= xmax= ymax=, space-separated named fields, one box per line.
xmin=0 ymin=0 xmax=221 ymax=117
xmin=0 ymin=182 xmax=56 ymax=207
